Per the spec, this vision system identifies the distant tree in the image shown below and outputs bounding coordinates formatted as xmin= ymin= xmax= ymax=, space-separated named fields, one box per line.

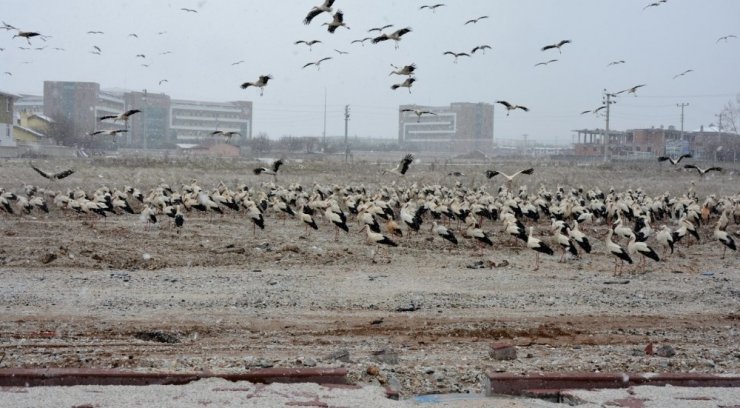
xmin=718 ymin=100 xmax=738 ymax=134
xmin=47 ymin=114 xmax=83 ymax=146
xmin=249 ymin=132 xmax=271 ymax=154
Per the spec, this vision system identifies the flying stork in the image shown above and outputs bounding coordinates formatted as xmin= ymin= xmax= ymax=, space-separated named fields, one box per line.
xmin=683 ymin=164 xmax=722 ymax=176
xmin=30 ymin=163 xmax=74 ymax=180
xmin=368 ymin=24 xmax=393 ymax=33
xmin=716 ymin=34 xmax=737 ymax=43
xmin=541 ymin=39 xmax=571 ymax=53
xmin=372 ymin=27 xmax=412 ymax=49
xmin=294 ymin=39 xmax=322 ymax=51
xmin=89 ymin=129 xmax=129 ymax=140
xmin=98 ymin=109 xmax=141 ymax=124
xmin=351 ymin=37 xmax=373 ymax=46
xmin=240 ymin=75 xmax=272 ymax=96
xmin=391 ymin=77 xmax=416 ymax=93
xmin=180 ymin=8 xmax=198 ymax=13
xmin=443 ymin=51 xmax=470 ymax=64
xmin=400 ymin=108 xmax=436 ymax=122
xmin=210 ymin=130 xmax=241 ymax=143
xmin=302 ymin=57 xmax=332 ymax=70
xmin=385 ymin=153 xmax=414 ymax=176
xmin=485 ymin=168 xmax=533 ymax=190
xmin=464 ymin=15 xmax=489 ymax=25
xmin=470 ymin=45 xmax=491 ymax=55
xmin=607 ymin=60 xmax=626 ymax=66
xmin=419 ymin=4 xmax=445 ymax=12
xmin=322 ymin=10 xmax=349 ymax=33
xmin=12 ymin=30 xmax=43 ymax=45
xmin=581 ymin=105 xmax=606 ymax=115
xmin=672 ymin=69 xmax=694 ymax=79
xmin=657 ymin=153 xmax=691 ymax=165
xmin=495 ymin=100 xmax=529 ymax=116
xmin=254 ymin=159 xmax=284 ymax=178
xmin=617 ymin=84 xmax=646 ymax=96
xmin=389 ymin=63 xmax=416 ymax=76
xmin=304 ymin=0 xmax=335 ymax=25
xmin=534 ymin=59 xmax=558 ymax=67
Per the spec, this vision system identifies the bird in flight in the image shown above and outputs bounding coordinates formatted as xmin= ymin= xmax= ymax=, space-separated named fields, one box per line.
xmin=128 ymin=33 xmax=138 ymax=38
xmin=657 ymin=153 xmax=691 ymax=165
xmin=99 ymin=109 xmax=141 ymax=123
xmin=391 ymin=77 xmax=416 ymax=94
xmin=304 ymin=0 xmax=335 ymax=25
xmin=496 ymin=100 xmax=529 ymax=116
xmin=372 ymin=27 xmax=412 ymax=49
xmin=87 ymin=30 xmax=104 ymax=34
xmin=181 ymin=8 xmax=197 ymax=13
xmin=716 ymin=34 xmax=737 ymax=43
xmin=159 ymin=50 xmax=172 ymax=55
xmin=389 ymin=63 xmax=416 ymax=76
xmin=368 ymin=24 xmax=393 ymax=33
xmin=322 ymin=10 xmax=349 ymax=33
xmin=617 ymin=84 xmax=646 ymax=96
xmin=580 ymin=105 xmax=606 ymax=115
xmin=158 ymin=79 xmax=168 ymax=85
xmin=240 ymin=75 xmax=273 ymax=96
xmin=470 ymin=44 xmax=491 ymax=55
xmin=443 ymin=51 xmax=470 ymax=63
xmin=13 ymin=30 xmax=44 ymax=45
xmin=401 ymin=108 xmax=437 ymax=123
xmin=351 ymin=37 xmax=373 ymax=46
xmin=607 ymin=60 xmax=626 ymax=66
xmin=643 ymin=0 xmax=667 ymax=10
xmin=295 ymin=39 xmax=322 ymax=51
xmin=3 ymin=72 xmax=11 ymax=76
xmin=534 ymin=59 xmax=558 ymax=67
xmin=672 ymin=69 xmax=693 ymax=79
xmin=683 ymin=164 xmax=721 ymax=176
xmin=542 ymin=39 xmax=571 ymax=53
xmin=231 ymin=60 xmax=245 ymax=65
xmin=464 ymin=15 xmax=488 ymax=25
xmin=419 ymin=4 xmax=445 ymax=12
xmin=210 ymin=130 xmax=241 ymax=143
xmin=386 ymin=154 xmax=415 ymax=175
xmin=302 ymin=57 xmax=332 ymax=70
xmin=30 ymin=163 xmax=75 ymax=180
xmin=136 ymin=54 xmax=146 ymax=58
xmin=334 ymin=49 xmax=349 ymax=55
xmin=90 ymin=129 xmax=129 ymax=137
xmin=254 ymin=159 xmax=284 ymax=177
xmin=485 ymin=168 xmax=534 ymax=182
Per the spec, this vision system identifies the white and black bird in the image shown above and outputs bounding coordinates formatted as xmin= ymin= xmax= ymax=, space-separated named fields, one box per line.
xmin=89 ymin=129 xmax=129 ymax=139
xmin=617 ymin=84 xmax=646 ymax=96
xmin=672 ymin=69 xmax=694 ymax=79
xmin=304 ymin=0 xmax=335 ymax=25
xmin=372 ymin=27 xmax=412 ymax=49
xmin=657 ymin=153 xmax=691 ymax=165
xmin=254 ymin=159 xmax=284 ymax=177
xmin=180 ymin=8 xmax=198 ymax=13
xmin=400 ymin=108 xmax=436 ymax=122
xmin=368 ymin=24 xmax=393 ymax=33
xmin=470 ymin=44 xmax=491 ymax=55
xmin=683 ymin=164 xmax=721 ymax=176
xmin=385 ymin=153 xmax=414 ymax=176
xmin=606 ymin=227 xmax=632 ymax=275
xmin=350 ymin=37 xmax=373 ymax=46
xmin=527 ymin=226 xmax=554 ymax=271
xmin=98 ymin=109 xmax=141 ymax=123
xmin=713 ymin=222 xmax=736 ymax=258
xmin=302 ymin=56 xmax=332 ymax=70
xmin=389 ymin=63 xmax=416 ymax=76
xmin=323 ymin=10 xmax=349 ymax=33
xmin=391 ymin=77 xmax=416 ymax=93
xmin=541 ymin=39 xmax=571 ymax=53
xmin=495 ymin=100 xmax=529 ymax=115
xmin=443 ymin=51 xmax=470 ymax=63
xmin=294 ymin=39 xmax=322 ymax=51
xmin=419 ymin=4 xmax=445 ymax=12
xmin=210 ymin=130 xmax=241 ymax=143
xmin=464 ymin=15 xmax=489 ymax=25
xmin=432 ymin=221 xmax=458 ymax=245
xmin=716 ymin=34 xmax=737 ymax=43
xmin=30 ymin=163 xmax=74 ymax=180
xmin=534 ymin=59 xmax=558 ymax=67
xmin=158 ymin=79 xmax=168 ymax=85
xmin=656 ymin=225 xmax=675 ymax=255
xmin=240 ymin=75 xmax=272 ymax=96
xmin=334 ymin=49 xmax=349 ymax=55
xmin=627 ymin=234 xmax=660 ymax=271
xmin=607 ymin=60 xmax=626 ymax=66
xmin=580 ymin=105 xmax=606 ymax=115
xmin=13 ymin=30 xmax=43 ymax=45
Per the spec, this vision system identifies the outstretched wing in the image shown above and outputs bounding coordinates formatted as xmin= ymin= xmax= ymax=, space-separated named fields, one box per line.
xmin=516 ymin=105 xmax=530 ymax=112
xmin=657 ymin=156 xmax=670 ymax=162
xmin=253 ymin=167 xmax=266 ymax=175
xmin=495 ymin=100 xmax=512 ymax=109
xmin=30 ymin=164 xmax=51 ymax=179
xmin=398 ymin=154 xmax=414 ymax=175
xmin=705 ymin=167 xmax=722 ymax=173
xmin=304 ymin=8 xmax=323 ymax=25
xmin=485 ymin=170 xmax=499 ymax=179
xmin=517 ymin=168 xmax=534 ymax=176
xmin=53 ymin=169 xmax=75 ymax=180
xmin=683 ymin=164 xmax=699 ymax=172
xmin=272 ymin=159 xmax=284 ymax=173
xmin=676 ymin=153 xmax=692 ymax=163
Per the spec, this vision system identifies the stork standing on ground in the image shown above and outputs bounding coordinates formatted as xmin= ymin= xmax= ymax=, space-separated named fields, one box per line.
xmin=326 ymin=206 xmax=349 ymax=241
xmin=400 ymin=108 xmax=436 ymax=122
xmin=240 ymin=75 xmax=272 ymax=96
xmin=495 ymin=100 xmax=529 ymax=116
xmin=656 ymin=224 xmax=675 ymax=256
xmin=713 ymin=222 xmax=736 ymax=258
xmin=432 ymin=221 xmax=457 ymax=246
xmin=627 ymin=234 xmax=660 ymax=272
xmin=174 ymin=205 xmax=184 ymax=233
xmin=527 ymin=226 xmax=554 ymax=271
xmin=372 ymin=27 xmax=412 ymax=49
xmin=361 ymin=224 xmax=397 ymax=262
xmin=606 ymin=227 xmax=632 ymax=275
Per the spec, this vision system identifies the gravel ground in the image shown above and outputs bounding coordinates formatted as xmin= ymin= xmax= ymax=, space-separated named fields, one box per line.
xmin=0 ymin=156 xmax=738 ymax=403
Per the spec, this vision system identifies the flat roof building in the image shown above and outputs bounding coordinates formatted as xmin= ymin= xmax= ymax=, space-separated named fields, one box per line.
xmin=398 ymin=102 xmax=493 ymax=152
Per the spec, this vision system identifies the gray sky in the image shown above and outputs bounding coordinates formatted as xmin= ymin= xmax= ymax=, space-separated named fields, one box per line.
xmin=2 ymin=0 xmax=739 ymax=144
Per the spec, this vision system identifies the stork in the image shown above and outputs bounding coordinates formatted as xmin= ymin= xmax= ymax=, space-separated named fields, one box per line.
xmin=210 ymin=130 xmax=241 ymax=143
xmin=495 ymin=100 xmax=529 ymax=116
xmin=240 ymin=75 xmax=272 ymax=96
xmin=361 ymin=224 xmax=397 ymax=262
xmin=294 ymin=39 xmax=322 ymax=51
xmin=322 ymin=10 xmax=349 ymax=33
xmin=627 ymin=234 xmax=660 ymax=272
xmin=389 ymin=63 xmax=416 ymax=76
xmin=606 ymin=227 xmax=632 ymax=275
xmin=554 ymin=226 xmax=578 ymax=262
xmin=607 ymin=60 xmax=626 ymax=66
xmin=180 ymin=8 xmax=198 ymax=13
xmin=534 ymin=59 xmax=558 ymax=67
xmin=302 ymin=57 xmax=332 ymax=70
xmin=713 ymin=222 xmax=736 ymax=258
xmin=657 ymin=153 xmax=691 ymax=165
xmin=391 ymin=77 xmax=416 ymax=93
xmin=464 ymin=15 xmax=489 ymax=25
xmin=656 ymin=224 xmax=675 ymax=256
xmin=351 ymin=37 xmax=373 ymax=46
xmin=89 ymin=129 xmax=129 ymax=140
xmin=30 ymin=163 xmax=74 ymax=180
xmin=98 ymin=109 xmax=141 ymax=125
xmin=372 ymin=27 xmax=412 ymax=49
xmin=368 ymin=24 xmax=393 ymax=33
xmin=617 ymin=84 xmax=646 ymax=96
xmin=174 ymin=205 xmax=184 ymax=233
xmin=527 ymin=226 xmax=554 ymax=271
xmin=385 ymin=153 xmax=414 ymax=176
xmin=568 ymin=221 xmax=592 ymax=254
xmin=13 ymin=31 xmax=43 ymax=45
xmin=254 ymin=159 xmax=284 ymax=179
xmin=470 ymin=45 xmax=491 ymax=55
xmin=443 ymin=51 xmax=470 ymax=64
xmin=716 ymin=34 xmax=737 ymax=43
xmin=683 ymin=164 xmax=721 ymax=176
xmin=672 ymin=69 xmax=694 ymax=79
xmin=580 ymin=105 xmax=606 ymax=115
xmin=304 ymin=0 xmax=335 ymax=25
xmin=326 ymin=206 xmax=349 ymax=241
xmin=419 ymin=4 xmax=445 ymax=12
xmin=432 ymin=221 xmax=458 ymax=245
xmin=541 ymin=39 xmax=571 ymax=53
xmin=400 ymin=108 xmax=436 ymax=122
xmin=485 ymin=168 xmax=533 ymax=190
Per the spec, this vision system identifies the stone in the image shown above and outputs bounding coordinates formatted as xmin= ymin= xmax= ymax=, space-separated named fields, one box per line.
xmin=366 ymin=365 xmax=380 ymax=376
xmin=372 ymin=349 xmax=399 ymax=365
xmin=302 ymin=357 xmax=317 ymax=367
xmin=327 ymin=349 xmax=350 ymax=362
xmin=655 ymin=345 xmax=675 ymax=358
xmin=490 ymin=343 xmax=517 ymax=361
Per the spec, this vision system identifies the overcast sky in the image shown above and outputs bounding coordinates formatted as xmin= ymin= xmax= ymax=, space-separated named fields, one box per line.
xmin=2 ymin=0 xmax=739 ymax=144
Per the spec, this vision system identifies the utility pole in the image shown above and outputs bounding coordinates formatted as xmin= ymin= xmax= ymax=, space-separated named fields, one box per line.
xmin=344 ymin=104 xmax=350 ymax=163
xmin=322 ymin=88 xmax=327 ymax=147
xmin=677 ymin=102 xmax=689 ymax=140
xmin=602 ymin=89 xmax=613 ymax=162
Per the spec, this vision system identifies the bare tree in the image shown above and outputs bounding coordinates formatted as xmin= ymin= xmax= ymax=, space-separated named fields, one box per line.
xmin=249 ymin=132 xmax=271 ymax=154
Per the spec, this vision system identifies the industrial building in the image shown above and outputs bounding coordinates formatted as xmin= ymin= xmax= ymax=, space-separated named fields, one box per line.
xmin=398 ymin=102 xmax=494 ymax=152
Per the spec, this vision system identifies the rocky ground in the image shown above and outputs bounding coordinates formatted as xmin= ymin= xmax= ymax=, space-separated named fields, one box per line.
xmin=0 ymin=156 xmax=738 ymax=400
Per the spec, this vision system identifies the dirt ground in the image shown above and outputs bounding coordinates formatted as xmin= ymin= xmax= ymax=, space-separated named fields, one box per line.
xmin=0 ymin=156 xmax=738 ymax=399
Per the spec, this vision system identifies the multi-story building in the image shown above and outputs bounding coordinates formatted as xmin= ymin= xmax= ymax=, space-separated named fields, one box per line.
xmin=14 ymin=94 xmax=44 ymax=116
xmin=170 ymin=99 xmax=252 ymax=144
xmin=398 ymin=102 xmax=493 ymax=152
xmin=41 ymin=81 xmax=252 ymax=148
xmin=0 ymin=90 xmax=19 ymax=147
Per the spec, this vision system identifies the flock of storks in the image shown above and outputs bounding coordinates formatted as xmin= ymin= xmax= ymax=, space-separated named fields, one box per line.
xmin=1 ymin=153 xmax=737 ymax=269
